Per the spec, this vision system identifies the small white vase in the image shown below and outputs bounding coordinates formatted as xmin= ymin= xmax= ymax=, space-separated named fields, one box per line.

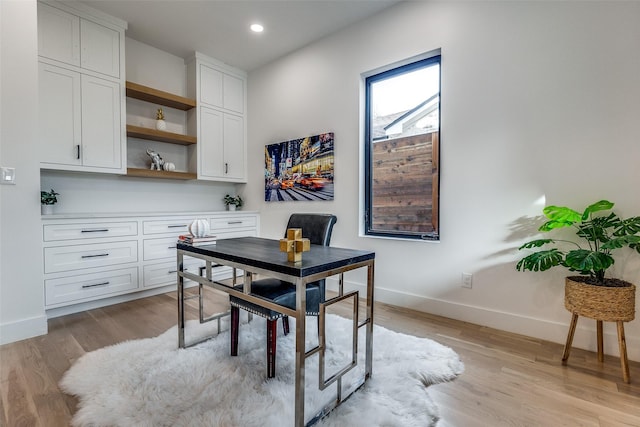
xmin=41 ymin=204 xmax=54 ymax=215
xmin=156 ymin=119 xmax=167 ymax=131
xmin=228 ymin=205 xmax=236 ymax=211
xmin=188 ymin=219 xmax=210 ymax=237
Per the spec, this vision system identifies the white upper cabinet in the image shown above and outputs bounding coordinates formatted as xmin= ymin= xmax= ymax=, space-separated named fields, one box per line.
xmin=39 ymin=63 xmax=123 ymax=171
xmin=37 ymin=1 xmax=121 ymax=79
xmin=80 ymin=19 xmax=120 ymax=78
xmin=200 ymin=64 xmax=245 ymax=114
xmin=187 ymin=53 xmax=247 ymax=183
xmin=37 ymin=1 xmax=126 ymax=174
xmin=39 ymin=63 xmax=82 ymax=166
xmin=38 ymin=2 xmax=80 ymax=67
xmin=81 ymin=75 xmax=122 ymax=169
xmin=222 ymin=74 xmax=244 ymax=114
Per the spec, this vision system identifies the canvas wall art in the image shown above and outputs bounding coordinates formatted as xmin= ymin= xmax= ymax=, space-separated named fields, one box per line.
xmin=265 ymin=132 xmax=334 ymax=202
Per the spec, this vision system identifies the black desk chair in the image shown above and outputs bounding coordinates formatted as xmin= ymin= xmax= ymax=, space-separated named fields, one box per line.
xmin=229 ymin=213 xmax=337 ymax=378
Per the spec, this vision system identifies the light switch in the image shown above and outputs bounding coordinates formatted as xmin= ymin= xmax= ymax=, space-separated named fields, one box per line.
xmin=1 ymin=167 xmax=16 ymax=185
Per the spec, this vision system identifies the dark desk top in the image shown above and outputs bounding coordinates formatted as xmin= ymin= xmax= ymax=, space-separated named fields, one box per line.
xmin=177 ymin=236 xmax=374 ymax=278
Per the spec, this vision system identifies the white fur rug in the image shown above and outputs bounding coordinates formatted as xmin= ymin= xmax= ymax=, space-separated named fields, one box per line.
xmin=60 ymin=314 xmax=463 ymax=426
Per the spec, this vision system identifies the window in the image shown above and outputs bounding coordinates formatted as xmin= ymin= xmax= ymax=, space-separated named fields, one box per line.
xmin=364 ymin=51 xmax=441 ymax=241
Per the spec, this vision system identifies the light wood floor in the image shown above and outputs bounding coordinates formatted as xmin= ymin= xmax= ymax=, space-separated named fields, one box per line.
xmin=1 ymin=288 xmax=639 ymax=427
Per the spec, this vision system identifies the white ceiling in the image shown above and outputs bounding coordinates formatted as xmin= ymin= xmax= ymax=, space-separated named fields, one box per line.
xmin=81 ymin=0 xmax=400 ymax=71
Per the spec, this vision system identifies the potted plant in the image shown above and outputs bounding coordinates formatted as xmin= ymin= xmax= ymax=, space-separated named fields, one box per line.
xmin=516 ymin=199 xmax=640 ymax=382
xmin=224 ymin=194 xmax=243 ymax=211
xmin=40 ymin=189 xmax=59 ymax=215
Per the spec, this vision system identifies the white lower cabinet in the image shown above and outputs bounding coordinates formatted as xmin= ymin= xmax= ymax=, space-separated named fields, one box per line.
xmin=44 ymin=240 xmax=138 ymax=273
xmin=42 ymin=212 xmax=259 ymax=312
xmin=143 ymin=236 xmax=181 ymax=261
xmin=45 ymin=267 xmax=138 ymax=306
xmin=143 ymin=258 xmax=204 ymax=289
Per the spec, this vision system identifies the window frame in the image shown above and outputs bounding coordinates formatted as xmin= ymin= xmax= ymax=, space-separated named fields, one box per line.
xmin=363 ymin=50 xmax=442 ymax=241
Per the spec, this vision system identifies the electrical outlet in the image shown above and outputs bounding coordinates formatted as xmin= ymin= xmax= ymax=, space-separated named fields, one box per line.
xmin=461 ymin=273 xmax=473 ymax=289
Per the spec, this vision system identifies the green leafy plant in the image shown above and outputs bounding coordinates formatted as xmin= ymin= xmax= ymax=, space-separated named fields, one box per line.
xmin=224 ymin=194 xmax=243 ymax=208
xmin=41 ymin=189 xmax=59 ymax=205
xmin=516 ymin=200 xmax=640 ymax=286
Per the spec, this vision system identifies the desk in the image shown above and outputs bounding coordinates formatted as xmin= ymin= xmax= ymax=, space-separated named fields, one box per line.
xmin=176 ymin=237 xmax=375 ymax=427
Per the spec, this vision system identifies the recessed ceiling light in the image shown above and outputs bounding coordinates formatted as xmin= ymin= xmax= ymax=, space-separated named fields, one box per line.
xmin=250 ymin=23 xmax=264 ymax=33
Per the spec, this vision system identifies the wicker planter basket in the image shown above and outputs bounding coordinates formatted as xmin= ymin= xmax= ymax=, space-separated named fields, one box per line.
xmin=564 ymin=276 xmax=635 ymax=321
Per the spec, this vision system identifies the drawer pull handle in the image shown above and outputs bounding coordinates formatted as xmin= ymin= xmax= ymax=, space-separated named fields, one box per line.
xmin=168 ymin=270 xmax=177 ymax=274
xmin=227 ymin=221 xmax=242 ymax=224
xmin=81 ymin=229 xmax=109 ymax=233
xmin=81 ymin=253 xmax=109 ymax=259
xmin=167 ymin=225 xmax=187 ymax=228
xmin=168 ymin=246 xmax=176 ymax=249
xmin=82 ymin=281 xmax=109 ymax=289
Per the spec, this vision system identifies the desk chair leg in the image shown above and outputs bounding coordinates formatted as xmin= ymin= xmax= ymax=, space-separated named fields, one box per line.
xmin=231 ymin=306 xmax=239 ymax=356
xmin=562 ymin=313 xmax=579 ymax=365
xmin=282 ymin=316 xmax=290 ymax=335
xmin=267 ymin=319 xmax=277 ymax=378
xmin=617 ymin=321 xmax=630 ymax=384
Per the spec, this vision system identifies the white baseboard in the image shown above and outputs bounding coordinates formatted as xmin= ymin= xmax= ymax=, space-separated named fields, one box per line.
xmin=326 ymin=278 xmax=640 ymax=362
xmin=0 ymin=314 xmax=48 ymax=345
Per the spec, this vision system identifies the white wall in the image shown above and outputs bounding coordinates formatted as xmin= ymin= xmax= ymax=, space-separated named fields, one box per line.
xmin=41 ymin=37 xmax=239 ymax=214
xmin=246 ymin=1 xmax=640 ymax=359
xmin=0 ymin=0 xmax=48 ymax=344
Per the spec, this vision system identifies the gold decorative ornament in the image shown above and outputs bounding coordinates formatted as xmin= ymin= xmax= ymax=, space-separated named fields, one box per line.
xmin=279 ymin=228 xmax=310 ymax=262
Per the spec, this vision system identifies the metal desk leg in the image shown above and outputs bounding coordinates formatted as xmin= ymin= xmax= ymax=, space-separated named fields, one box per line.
xmin=365 ymin=261 xmax=375 ymax=379
xmin=295 ymin=277 xmax=307 ymax=427
xmin=177 ymin=251 xmax=185 ymax=349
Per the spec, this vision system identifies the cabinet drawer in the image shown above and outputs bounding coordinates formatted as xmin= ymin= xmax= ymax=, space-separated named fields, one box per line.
xmin=45 ymin=267 xmax=138 ymax=307
xmin=209 ymin=216 xmax=256 ymax=231
xmin=143 ymin=258 xmax=205 ymax=288
xmin=143 ymin=236 xmax=181 ymax=261
xmin=44 ymin=221 xmax=137 ymax=241
xmin=44 ymin=241 xmax=138 ymax=273
xmin=143 ymin=219 xmax=197 ymax=235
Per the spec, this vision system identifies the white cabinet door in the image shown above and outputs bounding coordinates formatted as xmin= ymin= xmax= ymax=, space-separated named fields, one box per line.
xmin=223 ymin=73 xmax=244 ymax=114
xmin=39 ymin=63 xmax=82 ymax=166
xmin=200 ymin=64 xmax=244 ymax=114
xmin=80 ymin=19 xmax=120 ymax=78
xmin=81 ymin=75 xmax=122 ymax=170
xmin=223 ymin=114 xmax=245 ymax=180
xmin=37 ymin=2 xmax=80 ymax=67
xmin=45 ymin=267 xmax=138 ymax=307
xmin=199 ymin=108 xmax=245 ymax=181
xmin=199 ymin=107 xmax=224 ymax=178
xmin=200 ymin=64 xmax=223 ymax=109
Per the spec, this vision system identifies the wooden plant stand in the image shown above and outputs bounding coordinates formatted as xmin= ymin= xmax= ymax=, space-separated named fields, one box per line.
xmin=561 ymin=277 xmax=636 ymax=384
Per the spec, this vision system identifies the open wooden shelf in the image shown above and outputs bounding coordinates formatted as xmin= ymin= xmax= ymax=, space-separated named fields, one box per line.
xmin=126 ymin=81 xmax=196 ymax=111
xmin=126 ymin=125 xmax=197 ymax=146
xmin=126 ymin=168 xmax=197 ymax=180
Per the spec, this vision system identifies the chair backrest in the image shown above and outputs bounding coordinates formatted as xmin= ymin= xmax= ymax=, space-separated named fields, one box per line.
xmin=285 ymin=213 xmax=337 ymax=246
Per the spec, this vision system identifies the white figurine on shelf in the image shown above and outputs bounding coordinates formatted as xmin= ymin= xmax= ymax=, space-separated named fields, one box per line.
xmin=146 ymin=148 xmax=165 ymax=170
xmin=163 ymin=162 xmax=176 ymax=172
